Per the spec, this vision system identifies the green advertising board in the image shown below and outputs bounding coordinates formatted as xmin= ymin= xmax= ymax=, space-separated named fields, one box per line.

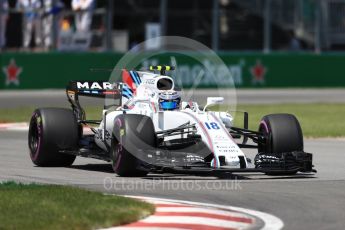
xmin=0 ymin=53 xmax=118 ymax=90
xmin=1 ymin=52 xmax=345 ymax=89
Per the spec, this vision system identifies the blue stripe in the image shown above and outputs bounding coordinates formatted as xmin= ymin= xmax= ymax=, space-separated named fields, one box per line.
xmin=134 ymin=71 xmax=142 ymax=83
xmin=122 ymin=85 xmax=133 ymax=94
xmin=122 ymin=91 xmax=132 ymax=98
xmin=130 ymin=71 xmax=140 ymax=86
xmin=130 ymin=71 xmax=140 ymax=85
xmin=131 ymin=71 xmax=140 ymax=85
xmin=122 ymin=89 xmax=131 ymax=95
xmin=122 ymin=89 xmax=133 ymax=96
xmin=122 ymin=92 xmax=132 ymax=99
xmin=123 ymin=91 xmax=133 ymax=97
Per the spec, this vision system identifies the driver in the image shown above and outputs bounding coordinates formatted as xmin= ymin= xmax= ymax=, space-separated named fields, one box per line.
xmin=158 ymin=90 xmax=181 ymax=111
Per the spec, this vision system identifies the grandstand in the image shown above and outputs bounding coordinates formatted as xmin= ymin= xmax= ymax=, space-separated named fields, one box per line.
xmin=2 ymin=0 xmax=345 ymax=52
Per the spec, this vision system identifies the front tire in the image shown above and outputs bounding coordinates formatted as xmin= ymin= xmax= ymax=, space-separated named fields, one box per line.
xmin=257 ymin=113 xmax=304 ymax=175
xmin=111 ymin=114 xmax=156 ymax=177
xmin=258 ymin=113 xmax=303 ymax=154
xmin=28 ymin=108 xmax=78 ymax=167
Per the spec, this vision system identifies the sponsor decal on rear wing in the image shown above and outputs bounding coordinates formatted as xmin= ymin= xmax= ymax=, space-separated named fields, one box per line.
xmin=66 ymin=81 xmax=122 ymax=99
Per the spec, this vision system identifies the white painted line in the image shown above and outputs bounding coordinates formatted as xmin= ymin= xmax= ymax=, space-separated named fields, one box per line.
xmin=0 ymin=122 xmax=28 ymax=131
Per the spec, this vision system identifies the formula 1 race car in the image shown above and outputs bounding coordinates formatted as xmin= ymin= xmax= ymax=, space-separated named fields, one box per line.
xmin=28 ymin=65 xmax=316 ymax=176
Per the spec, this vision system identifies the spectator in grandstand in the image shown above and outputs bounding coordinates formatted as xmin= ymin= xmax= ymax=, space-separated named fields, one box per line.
xmin=72 ymin=0 xmax=95 ymax=33
xmin=42 ymin=0 xmax=65 ymax=49
xmin=17 ymin=0 xmax=42 ymax=49
xmin=0 ymin=0 xmax=8 ymax=49
xmin=289 ymin=30 xmax=301 ymax=51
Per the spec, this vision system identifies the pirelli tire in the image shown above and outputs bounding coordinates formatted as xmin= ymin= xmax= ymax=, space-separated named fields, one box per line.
xmin=111 ymin=114 xmax=156 ymax=177
xmin=258 ymin=113 xmax=304 ymax=154
xmin=257 ymin=113 xmax=304 ymax=175
xmin=28 ymin=108 xmax=78 ymax=167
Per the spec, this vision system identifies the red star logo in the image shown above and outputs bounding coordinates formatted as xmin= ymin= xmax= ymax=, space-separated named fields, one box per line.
xmin=250 ymin=60 xmax=267 ymax=85
xmin=3 ymin=59 xmax=22 ymax=86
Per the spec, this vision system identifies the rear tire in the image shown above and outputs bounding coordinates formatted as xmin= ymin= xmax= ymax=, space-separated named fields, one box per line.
xmin=28 ymin=108 xmax=78 ymax=167
xmin=111 ymin=114 xmax=156 ymax=177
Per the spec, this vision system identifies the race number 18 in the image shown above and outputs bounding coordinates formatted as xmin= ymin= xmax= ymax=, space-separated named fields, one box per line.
xmin=205 ymin=122 xmax=220 ymax=130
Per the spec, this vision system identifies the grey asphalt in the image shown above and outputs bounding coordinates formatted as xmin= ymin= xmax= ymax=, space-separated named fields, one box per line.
xmin=1 ymin=88 xmax=345 ymax=108
xmin=1 ymin=131 xmax=344 ymax=230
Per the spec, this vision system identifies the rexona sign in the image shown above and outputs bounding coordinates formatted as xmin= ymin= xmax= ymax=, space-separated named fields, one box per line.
xmin=142 ymin=58 xmax=246 ymax=87
xmin=143 ymin=55 xmax=269 ymax=88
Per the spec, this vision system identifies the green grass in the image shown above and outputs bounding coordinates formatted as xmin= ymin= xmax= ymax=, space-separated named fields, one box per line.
xmin=233 ymin=104 xmax=345 ymax=138
xmin=0 ymin=181 xmax=154 ymax=230
xmin=1 ymin=103 xmax=345 ymax=137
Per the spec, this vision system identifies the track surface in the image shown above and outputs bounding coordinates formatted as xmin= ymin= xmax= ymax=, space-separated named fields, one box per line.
xmin=1 ymin=89 xmax=345 ymax=229
xmin=1 ymin=131 xmax=344 ymax=230
xmin=1 ymin=88 xmax=345 ymax=108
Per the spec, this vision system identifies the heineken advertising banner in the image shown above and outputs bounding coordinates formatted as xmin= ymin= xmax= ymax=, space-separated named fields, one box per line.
xmin=1 ymin=52 xmax=345 ymax=89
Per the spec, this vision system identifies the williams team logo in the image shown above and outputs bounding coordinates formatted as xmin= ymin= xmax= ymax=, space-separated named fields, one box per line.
xmin=250 ymin=59 xmax=267 ymax=85
xmin=3 ymin=59 xmax=23 ymax=86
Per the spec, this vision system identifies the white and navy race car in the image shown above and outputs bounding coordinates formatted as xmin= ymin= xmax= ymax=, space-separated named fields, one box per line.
xmin=28 ymin=65 xmax=315 ymax=176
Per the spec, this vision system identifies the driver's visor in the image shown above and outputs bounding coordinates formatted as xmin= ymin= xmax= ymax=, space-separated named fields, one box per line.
xmin=159 ymin=101 xmax=178 ymax=110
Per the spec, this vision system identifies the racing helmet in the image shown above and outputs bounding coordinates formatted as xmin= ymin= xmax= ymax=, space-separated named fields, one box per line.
xmin=158 ymin=90 xmax=181 ymax=111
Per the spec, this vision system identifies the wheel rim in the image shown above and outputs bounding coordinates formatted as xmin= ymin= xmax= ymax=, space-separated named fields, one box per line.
xmin=258 ymin=122 xmax=270 ymax=153
xmin=29 ymin=117 xmax=41 ymax=161
xmin=111 ymin=143 xmax=122 ymax=172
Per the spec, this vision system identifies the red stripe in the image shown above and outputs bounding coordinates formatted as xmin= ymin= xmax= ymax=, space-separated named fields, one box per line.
xmin=125 ymin=222 xmax=237 ymax=230
xmin=155 ymin=204 xmax=192 ymax=208
xmin=151 ymin=102 xmax=157 ymax=113
xmin=103 ymin=91 xmax=118 ymax=95
xmin=154 ymin=212 xmax=253 ymax=224
xmin=122 ymin=69 xmax=136 ymax=93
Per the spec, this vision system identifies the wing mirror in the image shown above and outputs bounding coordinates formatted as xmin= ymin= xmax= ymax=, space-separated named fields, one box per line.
xmin=204 ymin=97 xmax=224 ymax=111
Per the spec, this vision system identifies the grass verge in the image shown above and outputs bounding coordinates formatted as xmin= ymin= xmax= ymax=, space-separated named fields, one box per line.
xmin=233 ymin=104 xmax=345 ymax=137
xmin=1 ymin=103 xmax=344 ymax=137
xmin=0 ymin=181 xmax=154 ymax=230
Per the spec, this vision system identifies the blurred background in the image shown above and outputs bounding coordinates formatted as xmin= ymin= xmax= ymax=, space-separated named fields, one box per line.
xmin=2 ymin=0 xmax=345 ymax=52
xmin=1 ymin=0 xmax=345 ymax=90
xmin=0 ymin=0 xmax=345 ymax=52
xmin=117 ymin=0 xmax=345 ymax=52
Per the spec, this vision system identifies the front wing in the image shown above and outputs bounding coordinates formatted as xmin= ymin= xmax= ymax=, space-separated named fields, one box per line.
xmin=139 ymin=150 xmax=316 ymax=175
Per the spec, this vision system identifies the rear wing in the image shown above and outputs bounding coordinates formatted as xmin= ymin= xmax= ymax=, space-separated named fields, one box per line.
xmin=66 ymin=81 xmax=122 ymax=98
xmin=66 ymin=81 xmax=122 ymax=120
